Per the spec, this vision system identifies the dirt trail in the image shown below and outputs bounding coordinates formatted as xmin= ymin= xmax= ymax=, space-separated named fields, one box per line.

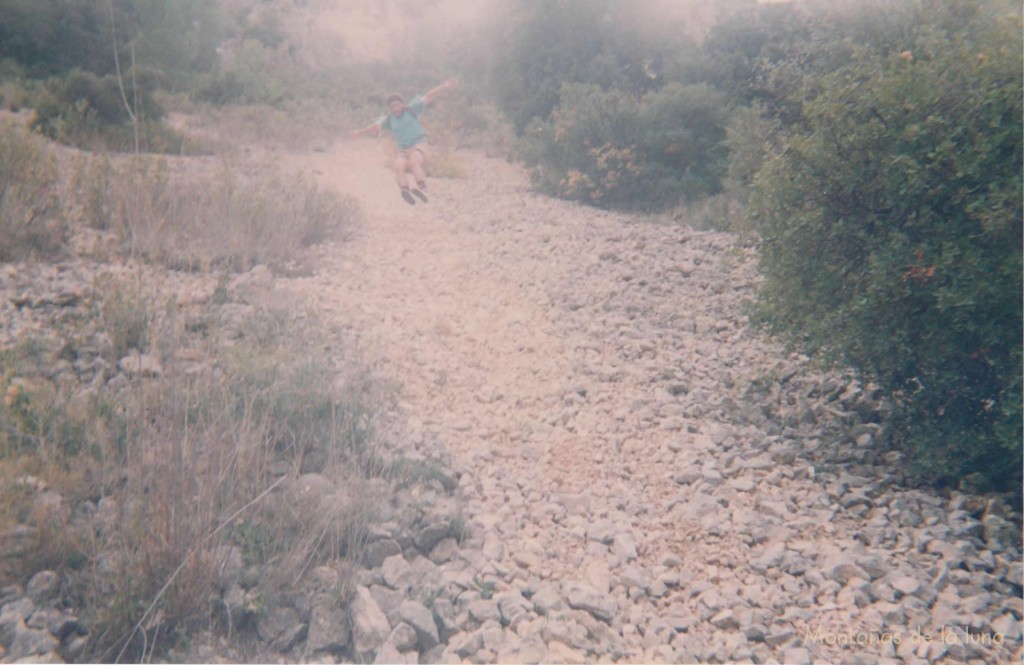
xmin=287 ymin=141 xmax=635 ymax=501
xmin=292 ymin=141 xmax=572 ymax=461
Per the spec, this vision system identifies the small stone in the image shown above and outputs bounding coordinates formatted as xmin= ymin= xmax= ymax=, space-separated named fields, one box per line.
xmin=531 ymin=584 xmax=562 ymax=615
xmin=350 ymin=586 xmax=392 ymax=658
xmin=429 ymin=537 xmax=460 ymax=565
xmin=467 ymin=599 xmax=502 ymax=624
xmin=452 ymin=630 xmax=483 ymax=658
xmin=821 ymin=556 xmax=869 ymax=585
xmin=612 ymin=532 xmax=638 ymax=562
xmin=620 ymin=567 xmax=649 ymax=591
xmin=399 ymin=600 xmax=440 ymax=650
xmin=659 ymin=554 xmax=682 ymax=567
xmin=388 ymin=622 xmax=420 ymax=652
xmin=482 ymin=531 xmax=505 ymax=560
xmin=417 ymin=520 xmax=452 ymax=554
xmin=380 ymin=554 xmax=413 ymax=591
xmin=710 ymin=609 xmax=740 ymax=630
xmin=25 ymin=572 xmax=60 ymax=607
xmin=496 ymin=592 xmax=532 ymax=626
xmin=729 ymin=477 xmax=756 ymax=493
xmin=751 ymin=543 xmax=786 ymax=574
xmin=765 ymin=630 xmax=795 ymax=647
xmin=891 ymin=576 xmax=921 ymax=598
xmin=586 ymin=519 xmax=617 ymax=545
xmin=565 ymin=583 xmax=617 ymax=622
xmin=513 ymin=550 xmax=542 ymax=570
xmin=374 ymin=639 xmax=417 ymax=664
xmin=558 ymin=492 xmax=591 ymax=515
xmin=307 ymin=604 xmax=350 ymax=654
xmin=673 ymin=470 xmax=701 ymax=485
xmin=363 ymin=539 xmax=402 ymax=569
xmin=783 ymin=647 xmax=812 ymax=664
xmin=9 ymin=626 xmax=58 ymax=660
xmin=758 ymin=499 xmax=790 ymax=519
xmin=548 ymin=641 xmax=587 ymax=664
xmin=256 ymin=606 xmax=307 ymax=652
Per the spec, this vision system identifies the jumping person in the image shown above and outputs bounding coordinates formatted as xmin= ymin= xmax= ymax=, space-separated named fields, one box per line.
xmin=348 ymin=78 xmax=459 ymax=205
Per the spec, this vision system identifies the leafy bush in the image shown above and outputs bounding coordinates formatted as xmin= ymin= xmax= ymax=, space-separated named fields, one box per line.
xmin=517 ymin=82 xmax=729 ymax=210
xmin=635 ymin=83 xmax=730 ymax=202
xmin=749 ymin=7 xmax=1023 ymax=492
xmin=30 ymin=68 xmax=184 ymax=152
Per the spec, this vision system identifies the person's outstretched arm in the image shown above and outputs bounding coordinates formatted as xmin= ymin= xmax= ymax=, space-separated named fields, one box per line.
xmin=348 ymin=121 xmax=381 ymax=140
xmin=421 ymin=78 xmax=459 ymax=106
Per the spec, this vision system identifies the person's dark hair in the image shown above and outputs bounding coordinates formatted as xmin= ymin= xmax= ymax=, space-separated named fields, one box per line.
xmin=387 ymin=94 xmax=404 ymax=105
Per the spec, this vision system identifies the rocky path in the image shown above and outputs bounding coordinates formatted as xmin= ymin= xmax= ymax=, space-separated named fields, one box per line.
xmin=283 ymin=142 xmax=1021 ymax=664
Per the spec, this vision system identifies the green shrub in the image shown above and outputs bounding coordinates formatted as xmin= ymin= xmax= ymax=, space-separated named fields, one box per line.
xmin=750 ymin=9 xmax=1023 ymax=493
xmin=517 ymin=82 xmax=729 ymax=210
xmin=635 ymin=82 xmax=730 ymax=202
xmin=493 ymin=0 xmax=743 ymax=211
xmin=30 ymin=68 xmax=184 ymax=152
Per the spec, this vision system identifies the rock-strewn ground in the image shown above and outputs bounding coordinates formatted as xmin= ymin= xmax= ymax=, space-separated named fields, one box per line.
xmin=282 ymin=142 xmax=1022 ymax=664
xmin=1 ymin=137 xmax=1019 ymax=664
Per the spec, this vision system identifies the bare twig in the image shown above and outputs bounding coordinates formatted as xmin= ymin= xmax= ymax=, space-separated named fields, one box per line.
xmin=106 ymin=0 xmax=139 ymax=154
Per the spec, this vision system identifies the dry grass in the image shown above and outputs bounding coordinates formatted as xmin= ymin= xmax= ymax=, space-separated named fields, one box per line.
xmin=0 ymin=117 xmax=359 ymax=272
xmin=172 ymin=97 xmax=360 ymax=153
xmin=0 ymin=116 xmax=387 ymax=661
xmin=0 ymin=284 xmax=392 ymax=661
xmin=67 ymin=150 xmax=359 ymax=272
xmin=0 ymin=125 xmax=69 ymax=261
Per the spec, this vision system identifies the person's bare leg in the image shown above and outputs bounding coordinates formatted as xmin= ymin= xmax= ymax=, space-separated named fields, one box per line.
xmin=393 ymin=156 xmax=417 ymax=204
xmin=393 ymin=155 xmax=410 ymax=189
xmin=409 ymin=149 xmax=427 ymax=188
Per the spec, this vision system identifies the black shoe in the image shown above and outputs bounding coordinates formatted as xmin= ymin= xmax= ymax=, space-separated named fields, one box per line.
xmin=401 ymin=188 xmax=416 ymax=205
xmin=412 ymin=188 xmax=428 ymax=203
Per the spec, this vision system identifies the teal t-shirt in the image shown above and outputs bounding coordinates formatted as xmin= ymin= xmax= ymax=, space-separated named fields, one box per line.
xmin=379 ymin=95 xmax=427 ymax=149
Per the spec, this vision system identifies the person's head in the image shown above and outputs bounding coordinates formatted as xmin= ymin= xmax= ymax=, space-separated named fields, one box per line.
xmin=387 ymin=94 xmax=404 ymax=116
